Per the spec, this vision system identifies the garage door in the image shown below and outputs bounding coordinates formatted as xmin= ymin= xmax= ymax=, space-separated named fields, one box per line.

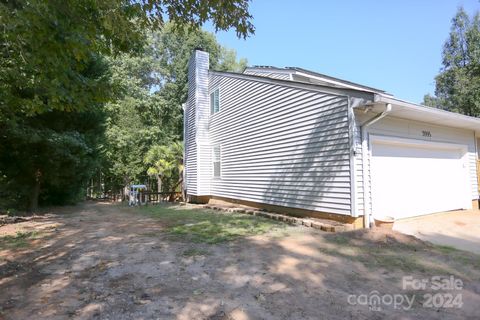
xmin=370 ymin=136 xmax=470 ymax=219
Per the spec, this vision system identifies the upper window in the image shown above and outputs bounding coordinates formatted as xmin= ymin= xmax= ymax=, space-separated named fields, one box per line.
xmin=213 ymin=146 xmax=221 ymax=178
xmin=210 ymin=89 xmax=220 ymax=114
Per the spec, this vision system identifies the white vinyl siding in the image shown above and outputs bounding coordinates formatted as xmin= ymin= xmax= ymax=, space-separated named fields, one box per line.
xmin=185 ymin=50 xmax=211 ymax=196
xmin=243 ymin=70 xmax=292 ymax=80
xmin=208 ymin=74 xmax=352 ymax=215
xmin=185 ymin=56 xmax=198 ymax=195
xmin=354 ymin=111 xmax=478 ymax=216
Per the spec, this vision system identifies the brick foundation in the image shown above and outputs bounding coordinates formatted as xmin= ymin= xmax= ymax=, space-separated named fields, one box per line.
xmin=207 ymin=196 xmax=364 ymax=229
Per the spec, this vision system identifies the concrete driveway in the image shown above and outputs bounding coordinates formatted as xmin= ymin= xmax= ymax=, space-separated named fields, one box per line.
xmin=394 ymin=209 xmax=480 ymax=254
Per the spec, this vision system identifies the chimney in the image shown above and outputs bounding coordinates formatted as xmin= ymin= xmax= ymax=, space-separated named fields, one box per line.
xmin=185 ymin=50 xmax=211 ymax=197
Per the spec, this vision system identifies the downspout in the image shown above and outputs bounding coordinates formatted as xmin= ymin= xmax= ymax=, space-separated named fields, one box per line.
xmin=361 ymin=103 xmax=392 ymax=228
xmin=182 ymin=103 xmax=187 ymax=200
xmin=474 ymin=131 xmax=480 ymax=204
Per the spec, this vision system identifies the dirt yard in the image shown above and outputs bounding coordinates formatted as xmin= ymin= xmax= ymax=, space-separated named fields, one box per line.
xmin=1 ymin=202 xmax=479 ymax=320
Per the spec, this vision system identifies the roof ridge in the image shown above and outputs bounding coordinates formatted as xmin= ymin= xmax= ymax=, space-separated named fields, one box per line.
xmin=211 ymin=70 xmax=376 ymax=95
xmin=245 ymin=65 xmax=387 ymax=94
xmin=250 ymin=65 xmax=279 ymax=69
xmin=286 ymin=67 xmax=386 ymax=94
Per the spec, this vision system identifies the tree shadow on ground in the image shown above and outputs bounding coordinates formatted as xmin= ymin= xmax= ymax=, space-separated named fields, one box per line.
xmin=0 ymin=202 xmax=479 ymax=320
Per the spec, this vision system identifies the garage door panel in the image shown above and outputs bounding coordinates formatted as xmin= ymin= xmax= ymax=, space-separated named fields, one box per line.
xmin=371 ymin=140 xmax=468 ymax=219
xmin=373 ymin=143 xmax=461 ymax=159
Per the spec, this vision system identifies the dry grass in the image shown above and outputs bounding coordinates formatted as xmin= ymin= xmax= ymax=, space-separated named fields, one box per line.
xmin=138 ymin=205 xmax=284 ymax=243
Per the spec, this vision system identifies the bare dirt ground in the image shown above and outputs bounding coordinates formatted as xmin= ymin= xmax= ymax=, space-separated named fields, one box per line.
xmin=1 ymin=202 xmax=479 ymax=320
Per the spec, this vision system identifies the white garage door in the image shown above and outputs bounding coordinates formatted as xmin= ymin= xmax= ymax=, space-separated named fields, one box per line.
xmin=370 ymin=136 xmax=470 ymax=219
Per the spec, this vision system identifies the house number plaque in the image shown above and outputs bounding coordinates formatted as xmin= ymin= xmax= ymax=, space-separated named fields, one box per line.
xmin=422 ymin=130 xmax=432 ymax=137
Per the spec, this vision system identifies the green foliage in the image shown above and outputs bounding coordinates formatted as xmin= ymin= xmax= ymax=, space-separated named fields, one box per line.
xmin=425 ymin=8 xmax=480 ymax=116
xmin=144 ymin=142 xmax=183 ymax=192
xmin=0 ymin=0 xmax=143 ymax=210
xmin=150 ymin=0 xmax=255 ymax=39
xmin=0 ymin=0 xmax=253 ymax=117
xmin=0 ymin=1 xmax=252 ymax=211
xmin=0 ymin=0 xmax=252 ymax=210
xmin=139 ymin=205 xmax=283 ymax=244
xmin=0 ymin=1 xmax=140 ymax=117
xmin=0 ymin=110 xmax=106 ymax=208
xmin=0 ymin=55 xmax=108 ymax=210
xmin=102 ymin=24 xmax=247 ymax=193
xmin=153 ymin=23 xmax=248 ymax=139
xmin=101 ymin=46 xmax=168 ymax=193
xmin=422 ymin=93 xmax=446 ymax=109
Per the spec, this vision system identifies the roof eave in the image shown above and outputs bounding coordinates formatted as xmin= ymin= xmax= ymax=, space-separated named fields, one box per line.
xmin=358 ymin=94 xmax=480 ymax=132
xmin=288 ymin=67 xmax=389 ymax=95
xmin=210 ymin=70 xmax=375 ymax=99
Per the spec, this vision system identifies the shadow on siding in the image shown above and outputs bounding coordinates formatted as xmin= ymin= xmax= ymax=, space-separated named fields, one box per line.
xmin=261 ymin=97 xmax=351 ymax=215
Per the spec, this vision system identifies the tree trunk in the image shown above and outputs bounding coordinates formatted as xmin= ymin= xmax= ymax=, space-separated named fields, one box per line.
xmin=27 ymin=169 xmax=41 ymax=213
xmin=157 ymin=175 xmax=162 ymax=193
xmin=180 ymin=168 xmax=186 ymax=202
xmin=123 ymin=176 xmax=130 ymax=202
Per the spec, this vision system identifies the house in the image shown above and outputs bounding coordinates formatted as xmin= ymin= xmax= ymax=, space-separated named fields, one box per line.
xmin=184 ymin=49 xmax=480 ymax=228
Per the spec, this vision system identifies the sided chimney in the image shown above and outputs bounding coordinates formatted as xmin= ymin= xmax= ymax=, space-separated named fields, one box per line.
xmin=185 ymin=50 xmax=211 ymax=199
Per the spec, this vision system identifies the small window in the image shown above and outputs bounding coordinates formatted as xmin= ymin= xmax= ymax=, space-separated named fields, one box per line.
xmin=213 ymin=146 xmax=221 ymax=178
xmin=210 ymin=89 xmax=220 ymax=114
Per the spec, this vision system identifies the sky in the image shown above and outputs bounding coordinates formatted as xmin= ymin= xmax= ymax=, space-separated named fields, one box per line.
xmin=205 ymin=0 xmax=479 ymax=104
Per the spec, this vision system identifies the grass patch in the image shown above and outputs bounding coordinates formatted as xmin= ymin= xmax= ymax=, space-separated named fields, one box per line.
xmin=364 ymin=250 xmax=423 ymax=272
xmin=182 ymin=248 xmax=209 ymax=257
xmin=321 ymin=233 xmax=465 ymax=274
xmin=435 ymin=244 xmax=458 ymax=253
xmin=0 ymin=231 xmax=43 ymax=249
xmin=318 ymin=243 xmax=456 ymax=274
xmin=328 ymin=235 xmax=350 ymax=245
xmin=433 ymin=244 xmax=480 ymax=266
xmin=138 ymin=205 xmax=284 ymax=244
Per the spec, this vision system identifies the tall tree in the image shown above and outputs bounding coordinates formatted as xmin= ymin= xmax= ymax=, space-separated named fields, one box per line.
xmin=0 ymin=103 xmax=107 ymax=211
xmin=144 ymin=142 xmax=183 ymax=199
xmin=154 ymin=23 xmax=248 ymax=138
xmin=101 ymin=43 xmax=167 ymax=196
xmin=0 ymin=0 xmax=254 ymax=211
xmin=0 ymin=0 xmax=254 ymax=117
xmin=101 ymin=24 xmax=247 ymax=196
xmin=424 ymin=8 xmax=480 ymax=116
xmin=144 ymin=145 xmax=175 ymax=193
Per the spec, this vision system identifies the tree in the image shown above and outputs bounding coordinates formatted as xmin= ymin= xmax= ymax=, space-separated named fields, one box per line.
xmin=424 ymin=8 xmax=480 ymax=116
xmin=153 ymin=23 xmax=248 ymax=139
xmin=101 ymin=44 xmax=168 ymax=196
xmin=0 ymin=0 xmax=254 ymax=116
xmin=100 ymin=25 xmax=247 ymax=196
xmin=170 ymin=141 xmax=185 ymax=180
xmin=0 ymin=103 xmax=106 ymax=211
xmin=144 ymin=142 xmax=182 ymax=195
xmin=0 ymin=0 xmax=254 ymax=211
xmin=144 ymin=145 xmax=175 ymax=193
xmin=0 ymin=52 xmax=109 ymax=211
xmin=422 ymin=93 xmax=446 ymax=110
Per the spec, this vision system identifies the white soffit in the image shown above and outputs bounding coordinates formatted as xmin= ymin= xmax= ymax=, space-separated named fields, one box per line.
xmin=357 ymin=95 xmax=480 ymax=133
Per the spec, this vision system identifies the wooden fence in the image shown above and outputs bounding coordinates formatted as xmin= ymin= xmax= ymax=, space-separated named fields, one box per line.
xmin=139 ymin=192 xmax=182 ymax=204
xmin=88 ymin=191 xmax=182 ymax=204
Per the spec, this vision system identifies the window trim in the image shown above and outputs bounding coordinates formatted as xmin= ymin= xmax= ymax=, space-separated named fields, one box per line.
xmin=210 ymin=88 xmax=220 ymax=115
xmin=212 ymin=145 xmax=222 ymax=179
